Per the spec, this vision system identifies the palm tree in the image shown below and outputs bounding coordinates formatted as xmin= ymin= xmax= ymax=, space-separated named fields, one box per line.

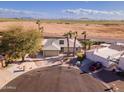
xmin=81 ymin=31 xmax=87 ymax=54
xmin=36 ymin=20 xmax=44 ymax=33
xmin=63 ymin=33 xmax=69 ymax=56
xmin=63 ymin=31 xmax=72 ymax=57
xmin=73 ymin=31 xmax=78 ymax=56
xmin=81 ymin=31 xmax=86 ymax=40
xmin=36 ymin=20 xmax=40 ymax=29
xmin=87 ymin=40 xmax=94 ymax=50
xmin=81 ymin=39 xmax=94 ymax=52
xmin=36 ymin=20 xmax=44 ymax=56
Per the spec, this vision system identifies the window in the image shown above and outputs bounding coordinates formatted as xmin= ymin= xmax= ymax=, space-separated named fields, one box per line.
xmin=59 ymin=40 xmax=64 ymax=44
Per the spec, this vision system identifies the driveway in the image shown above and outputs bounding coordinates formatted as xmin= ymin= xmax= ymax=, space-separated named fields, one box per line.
xmin=0 ymin=65 xmax=107 ymax=92
xmin=77 ymin=59 xmax=124 ymax=91
xmin=92 ymin=69 xmax=124 ymax=92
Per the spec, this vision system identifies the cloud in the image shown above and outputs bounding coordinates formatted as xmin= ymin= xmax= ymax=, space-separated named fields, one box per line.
xmin=63 ymin=8 xmax=124 ymax=15
xmin=0 ymin=8 xmax=45 ymax=18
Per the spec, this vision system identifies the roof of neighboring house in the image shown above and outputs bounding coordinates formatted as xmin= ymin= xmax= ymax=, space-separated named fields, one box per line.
xmin=109 ymin=44 xmax=124 ymax=51
xmin=100 ymin=43 xmax=111 ymax=47
xmin=43 ymin=38 xmax=82 ymax=51
xmin=94 ymin=47 xmax=121 ymax=59
xmin=87 ymin=44 xmax=124 ymax=61
xmin=117 ymin=43 xmax=124 ymax=46
xmin=43 ymin=39 xmax=60 ymax=50
xmin=43 ymin=44 xmax=60 ymax=51
xmin=120 ymin=55 xmax=124 ymax=59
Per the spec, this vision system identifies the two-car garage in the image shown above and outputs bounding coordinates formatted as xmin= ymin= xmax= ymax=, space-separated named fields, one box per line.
xmin=43 ymin=50 xmax=60 ymax=57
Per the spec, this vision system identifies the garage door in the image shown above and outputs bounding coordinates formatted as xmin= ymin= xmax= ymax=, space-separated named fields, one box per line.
xmin=43 ymin=50 xmax=59 ymax=57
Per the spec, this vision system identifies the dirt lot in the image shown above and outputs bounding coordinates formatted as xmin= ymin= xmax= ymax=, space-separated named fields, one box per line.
xmin=0 ymin=21 xmax=124 ymax=40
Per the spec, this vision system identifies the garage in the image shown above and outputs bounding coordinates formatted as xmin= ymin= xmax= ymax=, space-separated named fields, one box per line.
xmin=43 ymin=50 xmax=59 ymax=57
xmin=43 ymin=41 xmax=60 ymax=57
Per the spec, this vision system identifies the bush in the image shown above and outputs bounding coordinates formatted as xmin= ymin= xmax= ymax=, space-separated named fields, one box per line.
xmin=0 ymin=25 xmax=42 ymax=62
xmin=76 ymin=52 xmax=85 ymax=61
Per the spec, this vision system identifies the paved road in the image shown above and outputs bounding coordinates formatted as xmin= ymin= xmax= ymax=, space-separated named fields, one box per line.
xmin=0 ymin=65 xmax=107 ymax=92
xmin=92 ymin=69 xmax=124 ymax=92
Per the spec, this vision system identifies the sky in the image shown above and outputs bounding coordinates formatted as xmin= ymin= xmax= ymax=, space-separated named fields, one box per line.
xmin=0 ymin=1 xmax=124 ymax=20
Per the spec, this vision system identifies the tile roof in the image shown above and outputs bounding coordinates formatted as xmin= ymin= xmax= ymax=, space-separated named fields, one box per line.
xmin=43 ymin=38 xmax=82 ymax=51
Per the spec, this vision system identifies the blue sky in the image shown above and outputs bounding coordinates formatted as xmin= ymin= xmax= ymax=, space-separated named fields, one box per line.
xmin=0 ymin=1 xmax=124 ymax=20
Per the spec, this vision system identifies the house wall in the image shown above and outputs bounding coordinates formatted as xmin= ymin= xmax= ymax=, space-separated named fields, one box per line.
xmin=63 ymin=47 xmax=81 ymax=53
xmin=0 ymin=60 xmax=5 ymax=69
xmin=118 ymin=56 xmax=124 ymax=70
xmin=0 ymin=62 xmax=2 ymax=69
xmin=86 ymin=51 xmax=111 ymax=67
xmin=43 ymin=50 xmax=59 ymax=57
xmin=63 ymin=47 xmax=73 ymax=53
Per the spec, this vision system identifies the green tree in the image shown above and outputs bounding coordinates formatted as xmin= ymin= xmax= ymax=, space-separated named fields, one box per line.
xmin=0 ymin=25 xmax=42 ymax=63
xmin=87 ymin=40 xmax=94 ymax=50
xmin=81 ymin=40 xmax=94 ymax=50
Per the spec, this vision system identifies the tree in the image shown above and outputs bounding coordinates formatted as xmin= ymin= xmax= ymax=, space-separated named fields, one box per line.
xmin=36 ymin=20 xmax=44 ymax=32
xmin=87 ymin=40 xmax=94 ymax=50
xmin=81 ymin=31 xmax=87 ymax=54
xmin=63 ymin=31 xmax=72 ymax=56
xmin=73 ymin=31 xmax=78 ymax=56
xmin=16 ymin=30 xmax=42 ymax=61
xmin=36 ymin=19 xmax=44 ymax=48
xmin=81 ymin=40 xmax=94 ymax=50
xmin=0 ymin=25 xmax=42 ymax=63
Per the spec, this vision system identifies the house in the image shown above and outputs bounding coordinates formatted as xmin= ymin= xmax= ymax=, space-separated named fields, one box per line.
xmin=119 ymin=55 xmax=124 ymax=70
xmin=86 ymin=43 xmax=124 ymax=70
xmin=42 ymin=38 xmax=82 ymax=57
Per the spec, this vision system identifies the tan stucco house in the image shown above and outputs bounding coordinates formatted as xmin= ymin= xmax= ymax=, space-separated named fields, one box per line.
xmin=42 ymin=38 xmax=82 ymax=57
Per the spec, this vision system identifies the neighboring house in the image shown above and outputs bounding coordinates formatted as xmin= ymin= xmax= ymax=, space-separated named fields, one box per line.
xmin=42 ymin=38 xmax=82 ymax=57
xmin=86 ymin=43 xmax=124 ymax=70
xmin=119 ymin=55 xmax=124 ymax=70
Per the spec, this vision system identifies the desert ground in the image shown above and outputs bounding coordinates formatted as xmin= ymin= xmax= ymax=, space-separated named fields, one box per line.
xmin=0 ymin=21 xmax=124 ymax=40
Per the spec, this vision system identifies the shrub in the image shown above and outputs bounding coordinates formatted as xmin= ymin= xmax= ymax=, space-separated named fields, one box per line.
xmin=76 ymin=52 xmax=85 ymax=61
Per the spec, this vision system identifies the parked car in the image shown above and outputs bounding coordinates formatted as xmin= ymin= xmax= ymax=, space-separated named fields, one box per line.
xmin=89 ymin=62 xmax=102 ymax=71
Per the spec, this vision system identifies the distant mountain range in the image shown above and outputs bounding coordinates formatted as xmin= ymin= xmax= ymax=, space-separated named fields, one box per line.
xmin=79 ymin=17 xmax=91 ymax=20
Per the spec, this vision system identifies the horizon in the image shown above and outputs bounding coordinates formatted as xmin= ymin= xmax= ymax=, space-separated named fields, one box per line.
xmin=0 ymin=1 xmax=124 ymax=20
